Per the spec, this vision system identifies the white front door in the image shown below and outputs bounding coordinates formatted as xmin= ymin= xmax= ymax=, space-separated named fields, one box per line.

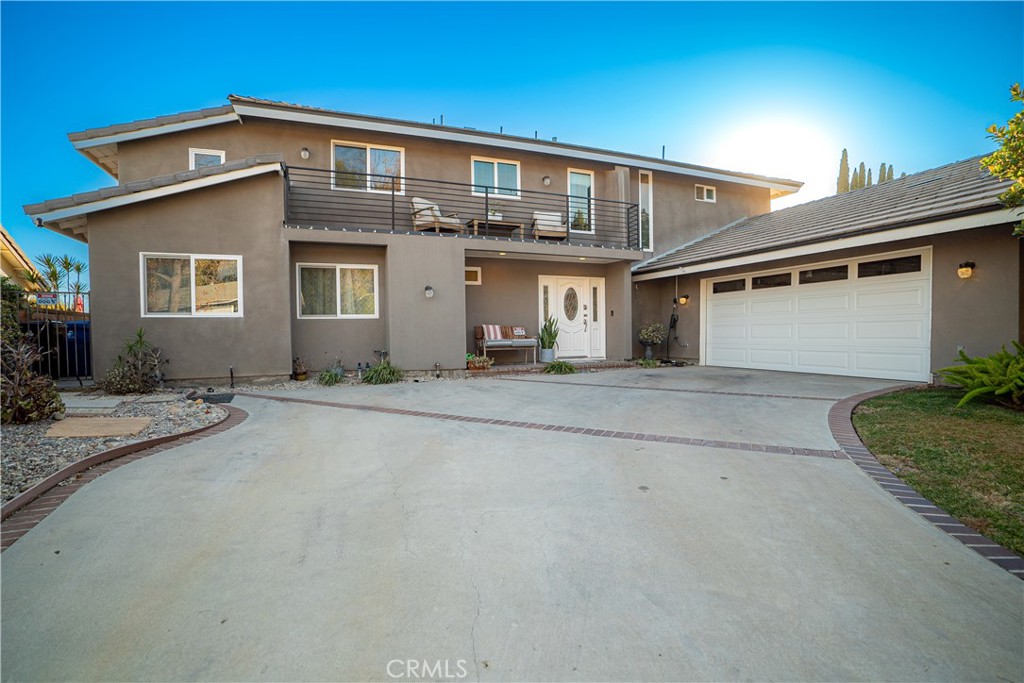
xmin=539 ymin=276 xmax=605 ymax=359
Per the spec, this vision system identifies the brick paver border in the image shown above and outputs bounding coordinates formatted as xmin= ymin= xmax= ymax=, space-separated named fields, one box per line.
xmin=829 ymin=386 xmax=1024 ymax=580
xmin=241 ymin=392 xmax=846 ymax=459
xmin=497 ymin=376 xmax=844 ymax=402
xmin=0 ymin=405 xmax=248 ymax=552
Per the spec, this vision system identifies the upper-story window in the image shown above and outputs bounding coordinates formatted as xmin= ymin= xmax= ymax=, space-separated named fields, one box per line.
xmin=471 ymin=157 xmax=520 ymax=197
xmin=189 ymin=148 xmax=225 ymax=170
xmin=332 ymin=140 xmax=405 ymax=193
xmin=695 ymin=184 xmax=717 ymax=203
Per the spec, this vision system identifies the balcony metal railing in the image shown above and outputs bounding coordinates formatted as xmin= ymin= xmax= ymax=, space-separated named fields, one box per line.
xmin=284 ymin=166 xmax=640 ymax=250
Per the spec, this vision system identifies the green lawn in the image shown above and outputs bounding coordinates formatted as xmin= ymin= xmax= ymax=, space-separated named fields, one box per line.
xmin=852 ymin=387 xmax=1024 ymax=556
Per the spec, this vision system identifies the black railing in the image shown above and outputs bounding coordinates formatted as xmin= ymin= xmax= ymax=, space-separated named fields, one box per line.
xmin=285 ymin=166 xmax=640 ymax=250
xmin=2 ymin=290 xmax=92 ymax=383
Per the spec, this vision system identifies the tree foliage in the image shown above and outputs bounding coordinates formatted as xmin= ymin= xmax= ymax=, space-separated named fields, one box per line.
xmin=836 ymin=153 xmax=899 ymax=194
xmin=980 ymin=83 xmax=1024 ymax=237
xmin=837 ymin=149 xmax=850 ymax=194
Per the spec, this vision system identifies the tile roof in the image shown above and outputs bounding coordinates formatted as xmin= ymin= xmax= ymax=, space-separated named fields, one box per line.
xmin=634 ymin=156 xmax=1012 ymax=274
xmin=68 ymin=105 xmax=234 ymax=143
xmin=23 ymin=154 xmax=284 ymax=216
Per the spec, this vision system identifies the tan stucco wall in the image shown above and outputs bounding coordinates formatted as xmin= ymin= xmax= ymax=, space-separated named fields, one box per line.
xmin=86 ymin=173 xmax=291 ymax=382
xmin=634 ymin=225 xmax=1022 ymax=373
xmin=288 ymin=243 xmax=387 ymax=371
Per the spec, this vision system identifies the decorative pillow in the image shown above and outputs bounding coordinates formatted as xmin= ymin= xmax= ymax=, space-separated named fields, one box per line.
xmin=483 ymin=324 xmax=502 ymax=340
xmin=512 ymin=326 xmax=527 ymax=338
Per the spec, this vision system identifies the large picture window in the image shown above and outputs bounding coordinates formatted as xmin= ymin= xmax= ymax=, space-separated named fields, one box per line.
xmin=142 ymin=253 xmax=242 ymax=317
xmin=297 ymin=264 xmax=379 ymax=319
xmin=332 ymin=141 xmax=404 ymax=193
xmin=471 ymin=157 xmax=520 ymax=197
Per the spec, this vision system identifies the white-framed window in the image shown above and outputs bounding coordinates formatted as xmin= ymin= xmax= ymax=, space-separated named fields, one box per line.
xmin=695 ymin=184 xmax=716 ymax=203
xmin=568 ymin=168 xmax=595 ymax=232
xmin=332 ymin=140 xmax=405 ymax=193
xmin=296 ymin=263 xmax=379 ymax=319
xmin=465 ymin=267 xmax=482 ymax=285
xmin=141 ymin=253 xmax=242 ymax=317
xmin=471 ymin=156 xmax=521 ymax=198
xmin=639 ymin=170 xmax=653 ymax=251
xmin=189 ymin=148 xmax=225 ymax=170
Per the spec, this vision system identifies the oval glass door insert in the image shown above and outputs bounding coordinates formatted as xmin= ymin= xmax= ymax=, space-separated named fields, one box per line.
xmin=564 ymin=288 xmax=579 ymax=321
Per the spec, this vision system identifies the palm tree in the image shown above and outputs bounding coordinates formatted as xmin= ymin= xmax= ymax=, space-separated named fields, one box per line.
xmin=33 ymin=254 xmax=61 ymax=291
xmin=72 ymin=259 xmax=88 ymax=291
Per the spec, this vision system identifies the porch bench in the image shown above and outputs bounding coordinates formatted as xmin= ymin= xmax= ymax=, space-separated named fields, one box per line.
xmin=474 ymin=325 xmax=538 ymax=364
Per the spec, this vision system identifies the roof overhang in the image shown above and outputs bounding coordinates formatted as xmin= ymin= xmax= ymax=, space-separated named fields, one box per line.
xmin=631 ymin=206 xmax=1020 ymax=282
xmin=29 ymin=162 xmax=283 ymax=243
xmin=72 ymin=112 xmax=241 ymax=179
xmin=232 ymin=100 xmax=803 ymax=197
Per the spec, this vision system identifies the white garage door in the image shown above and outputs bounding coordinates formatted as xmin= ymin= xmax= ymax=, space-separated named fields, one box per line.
xmin=703 ymin=249 xmax=932 ymax=381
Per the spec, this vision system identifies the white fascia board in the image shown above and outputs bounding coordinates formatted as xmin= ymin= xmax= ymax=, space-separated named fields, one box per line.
xmin=233 ymin=103 xmax=801 ymax=194
xmin=71 ymin=113 xmax=240 ymax=149
xmin=32 ymin=163 xmax=283 ymax=223
xmin=631 ymin=206 xmax=1020 ymax=282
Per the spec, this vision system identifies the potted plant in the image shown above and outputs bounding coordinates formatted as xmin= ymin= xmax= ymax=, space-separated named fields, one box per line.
xmin=466 ymin=354 xmax=494 ymax=371
xmin=539 ymin=316 xmax=559 ymax=363
xmin=292 ymin=356 xmax=309 ymax=381
xmin=487 ymin=199 xmax=506 ymax=221
xmin=638 ymin=321 xmax=667 ymax=360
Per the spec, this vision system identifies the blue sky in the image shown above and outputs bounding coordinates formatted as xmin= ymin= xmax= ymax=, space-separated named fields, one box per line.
xmin=2 ymin=1 xmax=1022 ymax=287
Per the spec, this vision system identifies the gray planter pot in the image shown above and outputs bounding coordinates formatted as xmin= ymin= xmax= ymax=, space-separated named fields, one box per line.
xmin=539 ymin=347 xmax=555 ymax=363
xmin=642 ymin=343 xmax=654 ymax=360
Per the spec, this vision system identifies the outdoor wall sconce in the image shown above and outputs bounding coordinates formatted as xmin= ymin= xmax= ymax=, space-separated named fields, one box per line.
xmin=424 ymin=286 xmax=434 ymax=298
xmin=300 ymin=147 xmax=310 ymax=160
xmin=542 ymin=175 xmax=552 ymax=186
xmin=678 ymin=294 xmax=690 ymax=305
xmin=957 ymin=261 xmax=975 ymax=279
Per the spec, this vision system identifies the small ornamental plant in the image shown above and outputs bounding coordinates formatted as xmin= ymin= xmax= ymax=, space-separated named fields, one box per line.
xmin=638 ymin=321 xmax=668 ymax=345
xmin=466 ymin=354 xmax=494 ymax=370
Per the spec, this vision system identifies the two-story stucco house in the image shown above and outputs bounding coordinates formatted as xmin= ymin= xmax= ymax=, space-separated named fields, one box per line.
xmin=24 ymin=95 xmax=800 ymax=382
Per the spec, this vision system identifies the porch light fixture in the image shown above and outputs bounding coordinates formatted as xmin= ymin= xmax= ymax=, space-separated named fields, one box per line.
xmin=678 ymin=294 xmax=690 ymax=305
xmin=957 ymin=261 xmax=975 ymax=279
xmin=300 ymin=147 xmax=310 ymax=160
xmin=424 ymin=285 xmax=434 ymax=298
xmin=542 ymin=176 xmax=551 ymax=186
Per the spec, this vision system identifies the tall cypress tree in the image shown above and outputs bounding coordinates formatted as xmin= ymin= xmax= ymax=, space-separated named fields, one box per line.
xmin=837 ymin=149 xmax=851 ymax=194
xmin=867 ymin=167 xmax=873 ymax=187
xmin=878 ymin=162 xmax=887 ymax=184
xmin=858 ymin=162 xmax=867 ymax=190
xmin=887 ymin=164 xmax=894 ymax=182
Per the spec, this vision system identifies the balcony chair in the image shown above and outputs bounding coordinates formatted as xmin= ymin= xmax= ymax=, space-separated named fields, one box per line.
xmin=411 ymin=197 xmax=463 ymax=232
xmin=531 ymin=211 xmax=567 ymax=240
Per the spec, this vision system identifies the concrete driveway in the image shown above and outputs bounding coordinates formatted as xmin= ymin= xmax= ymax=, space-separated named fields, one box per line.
xmin=2 ymin=367 xmax=1021 ymax=682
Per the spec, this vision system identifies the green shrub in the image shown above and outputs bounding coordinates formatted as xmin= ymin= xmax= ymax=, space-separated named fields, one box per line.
xmin=1 ymin=332 xmax=64 ymax=424
xmin=100 ymin=327 xmax=168 ymax=395
xmin=938 ymin=341 xmax=1024 ymax=410
xmin=317 ymin=367 xmax=345 ymax=386
xmin=539 ymin=316 xmax=559 ymax=350
xmin=637 ymin=358 xmax=660 ymax=369
xmin=363 ymin=359 xmax=404 ymax=385
xmin=543 ymin=359 xmax=578 ymax=375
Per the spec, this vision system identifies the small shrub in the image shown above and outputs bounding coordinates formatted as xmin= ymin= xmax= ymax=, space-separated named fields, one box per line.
xmin=939 ymin=341 xmax=1024 ymax=410
xmin=317 ymin=368 xmax=344 ymax=386
xmin=638 ymin=321 xmax=668 ymax=345
xmin=100 ymin=327 xmax=168 ymax=395
xmin=543 ymin=359 xmax=578 ymax=375
xmin=466 ymin=354 xmax=494 ymax=370
xmin=1 ymin=333 xmax=64 ymax=424
xmin=637 ymin=358 xmax=660 ymax=369
xmin=363 ymin=359 xmax=405 ymax=385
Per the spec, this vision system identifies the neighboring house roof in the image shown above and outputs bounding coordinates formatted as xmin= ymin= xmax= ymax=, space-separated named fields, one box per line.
xmin=65 ymin=94 xmax=803 ymax=198
xmin=633 ymin=156 xmax=1016 ymax=279
xmin=23 ymin=154 xmax=285 ymax=243
xmin=0 ymin=224 xmax=43 ymax=290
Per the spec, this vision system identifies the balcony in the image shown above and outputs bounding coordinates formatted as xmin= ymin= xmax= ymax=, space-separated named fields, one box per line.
xmin=284 ymin=166 xmax=640 ymax=251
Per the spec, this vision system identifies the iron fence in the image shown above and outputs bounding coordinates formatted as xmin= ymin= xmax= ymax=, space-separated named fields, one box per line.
xmin=285 ymin=166 xmax=640 ymax=250
xmin=2 ymin=290 xmax=92 ymax=383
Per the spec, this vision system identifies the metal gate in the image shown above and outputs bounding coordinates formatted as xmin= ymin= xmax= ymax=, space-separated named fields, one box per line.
xmin=4 ymin=291 xmax=92 ymax=383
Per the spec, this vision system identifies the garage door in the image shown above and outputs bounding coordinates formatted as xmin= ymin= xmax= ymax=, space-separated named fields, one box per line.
xmin=703 ymin=250 xmax=931 ymax=381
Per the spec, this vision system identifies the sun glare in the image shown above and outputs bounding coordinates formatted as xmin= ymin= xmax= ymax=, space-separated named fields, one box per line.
xmin=703 ymin=117 xmax=840 ymax=209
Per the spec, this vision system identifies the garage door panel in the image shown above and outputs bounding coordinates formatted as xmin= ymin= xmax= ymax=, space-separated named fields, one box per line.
xmin=750 ymin=324 xmax=793 ymax=340
xmin=797 ymin=293 xmax=850 ymax=313
xmin=798 ymin=322 xmax=849 ymax=340
xmin=705 ymin=251 xmax=931 ymax=381
xmin=750 ymin=298 xmax=792 ymax=315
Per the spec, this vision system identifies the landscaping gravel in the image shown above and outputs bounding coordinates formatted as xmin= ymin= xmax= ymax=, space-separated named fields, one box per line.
xmin=1 ymin=395 xmax=225 ymax=504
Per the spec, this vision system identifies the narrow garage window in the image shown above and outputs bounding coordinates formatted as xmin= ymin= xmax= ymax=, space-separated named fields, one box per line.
xmin=752 ymin=273 xmax=792 ymax=289
xmin=712 ymin=278 xmax=746 ymax=294
xmin=858 ymin=255 xmax=922 ymax=278
xmin=799 ymin=265 xmax=848 ymax=284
